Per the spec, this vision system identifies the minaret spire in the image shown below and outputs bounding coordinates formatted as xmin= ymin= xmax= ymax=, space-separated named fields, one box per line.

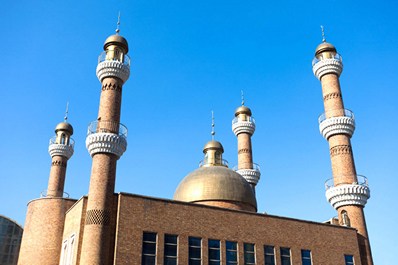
xmin=211 ymin=110 xmax=215 ymax=140
xmin=241 ymin=90 xmax=245 ymax=106
xmin=313 ymin=37 xmax=373 ymax=265
xmin=64 ymin=102 xmax=69 ymax=122
xmin=321 ymin=25 xmax=326 ymax=42
xmin=116 ymin=12 xmax=121 ymax=34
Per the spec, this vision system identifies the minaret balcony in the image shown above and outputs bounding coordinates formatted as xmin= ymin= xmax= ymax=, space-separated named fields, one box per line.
xmin=234 ymin=163 xmax=261 ymax=186
xmin=96 ymin=51 xmax=130 ymax=83
xmin=312 ymin=53 xmax=343 ymax=80
xmin=48 ymin=137 xmax=75 ymax=159
xmin=232 ymin=116 xmax=256 ymax=136
xmin=40 ymin=189 xmax=70 ymax=198
xmin=325 ymin=175 xmax=370 ymax=209
xmin=86 ymin=120 xmax=127 ymax=158
xmin=318 ymin=109 xmax=355 ymax=140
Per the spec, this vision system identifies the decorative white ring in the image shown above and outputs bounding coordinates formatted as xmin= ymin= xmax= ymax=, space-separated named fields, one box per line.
xmin=325 ymin=184 xmax=370 ymax=209
xmin=237 ymin=169 xmax=261 ymax=185
xmin=312 ymin=59 xmax=343 ymax=80
xmin=319 ymin=116 xmax=355 ymax=139
xmin=96 ymin=61 xmax=130 ymax=83
xmin=232 ymin=121 xmax=255 ymax=136
xmin=48 ymin=144 xmax=74 ymax=159
xmin=86 ymin=133 xmax=127 ymax=158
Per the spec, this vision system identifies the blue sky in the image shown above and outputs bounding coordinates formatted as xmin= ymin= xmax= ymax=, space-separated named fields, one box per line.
xmin=1 ymin=1 xmax=397 ymax=264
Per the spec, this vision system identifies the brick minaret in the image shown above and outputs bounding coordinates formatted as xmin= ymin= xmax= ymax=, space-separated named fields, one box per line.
xmin=18 ymin=119 xmax=75 ymax=265
xmin=232 ymin=102 xmax=260 ymax=193
xmin=312 ymin=35 xmax=373 ymax=265
xmin=80 ymin=29 xmax=130 ymax=264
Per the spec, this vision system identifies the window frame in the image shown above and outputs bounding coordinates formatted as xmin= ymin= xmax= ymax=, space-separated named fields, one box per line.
xmin=164 ymin=234 xmax=178 ymax=265
xmin=301 ymin=249 xmax=312 ymax=265
xmin=208 ymin=239 xmax=221 ymax=265
xmin=142 ymin=232 xmax=157 ymax=265
xmin=188 ymin=236 xmax=202 ymax=265
xmin=264 ymin=245 xmax=275 ymax=265
xmin=280 ymin=247 xmax=291 ymax=265
xmin=226 ymin=241 xmax=238 ymax=265
xmin=243 ymin=243 xmax=256 ymax=265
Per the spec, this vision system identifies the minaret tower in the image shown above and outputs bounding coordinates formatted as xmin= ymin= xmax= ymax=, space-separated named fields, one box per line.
xmin=312 ymin=28 xmax=373 ymax=265
xmin=232 ymin=92 xmax=261 ymax=192
xmin=80 ymin=18 xmax=130 ymax=265
xmin=18 ymin=113 xmax=75 ymax=265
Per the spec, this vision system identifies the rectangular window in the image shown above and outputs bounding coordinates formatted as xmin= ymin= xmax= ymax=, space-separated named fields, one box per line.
xmin=244 ymin=243 xmax=255 ymax=265
xmin=164 ymin=234 xmax=178 ymax=265
xmin=345 ymin=255 xmax=354 ymax=265
xmin=142 ymin=232 xmax=157 ymax=265
xmin=280 ymin=247 xmax=291 ymax=265
xmin=226 ymin=241 xmax=238 ymax=265
xmin=208 ymin=239 xmax=221 ymax=265
xmin=189 ymin=236 xmax=202 ymax=265
xmin=301 ymin=250 xmax=312 ymax=265
xmin=264 ymin=245 xmax=275 ymax=265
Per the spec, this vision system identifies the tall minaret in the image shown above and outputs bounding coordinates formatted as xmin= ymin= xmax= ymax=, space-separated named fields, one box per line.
xmin=80 ymin=20 xmax=130 ymax=265
xmin=312 ymin=29 xmax=373 ymax=265
xmin=18 ymin=115 xmax=75 ymax=265
xmin=232 ymin=93 xmax=261 ymax=193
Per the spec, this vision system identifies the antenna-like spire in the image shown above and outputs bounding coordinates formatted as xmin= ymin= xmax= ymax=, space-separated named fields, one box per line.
xmin=64 ymin=102 xmax=69 ymax=122
xmin=116 ymin=12 xmax=121 ymax=34
xmin=321 ymin=25 xmax=326 ymax=42
xmin=241 ymin=90 xmax=245 ymax=106
xmin=211 ymin=111 xmax=215 ymax=140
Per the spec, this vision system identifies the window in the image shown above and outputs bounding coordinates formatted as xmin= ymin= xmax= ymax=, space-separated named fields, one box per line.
xmin=244 ymin=243 xmax=255 ymax=265
xmin=345 ymin=255 xmax=354 ymax=265
xmin=341 ymin=210 xmax=351 ymax=227
xmin=142 ymin=232 xmax=157 ymax=265
xmin=208 ymin=239 xmax=221 ymax=265
xmin=264 ymin=245 xmax=275 ymax=265
xmin=301 ymin=250 xmax=312 ymax=265
xmin=59 ymin=234 xmax=75 ymax=265
xmin=60 ymin=239 xmax=68 ymax=265
xmin=226 ymin=241 xmax=238 ymax=265
xmin=164 ymin=234 xmax=178 ymax=265
xmin=189 ymin=237 xmax=202 ymax=265
xmin=280 ymin=247 xmax=291 ymax=265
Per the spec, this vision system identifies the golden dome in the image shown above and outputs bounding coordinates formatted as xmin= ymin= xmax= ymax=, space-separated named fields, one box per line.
xmin=104 ymin=34 xmax=129 ymax=53
xmin=55 ymin=122 xmax=73 ymax=135
xmin=203 ymin=140 xmax=224 ymax=153
xmin=315 ymin=42 xmax=337 ymax=57
xmin=234 ymin=106 xmax=252 ymax=117
xmin=173 ymin=166 xmax=257 ymax=210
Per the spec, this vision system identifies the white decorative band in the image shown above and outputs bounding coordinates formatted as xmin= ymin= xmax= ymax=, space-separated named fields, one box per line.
xmin=237 ymin=169 xmax=261 ymax=186
xmin=86 ymin=133 xmax=127 ymax=158
xmin=232 ymin=121 xmax=255 ymax=136
xmin=48 ymin=144 xmax=74 ymax=159
xmin=96 ymin=61 xmax=130 ymax=83
xmin=319 ymin=116 xmax=355 ymax=139
xmin=326 ymin=184 xmax=370 ymax=209
xmin=312 ymin=59 xmax=343 ymax=80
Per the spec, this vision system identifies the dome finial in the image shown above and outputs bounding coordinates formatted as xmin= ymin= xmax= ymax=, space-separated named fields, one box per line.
xmin=321 ymin=25 xmax=326 ymax=43
xmin=241 ymin=90 xmax=245 ymax=106
xmin=64 ymin=102 xmax=69 ymax=122
xmin=211 ymin=110 xmax=215 ymax=140
xmin=115 ymin=12 xmax=121 ymax=34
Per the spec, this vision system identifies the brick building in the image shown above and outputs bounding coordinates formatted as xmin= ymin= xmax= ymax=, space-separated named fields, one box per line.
xmin=17 ymin=27 xmax=373 ymax=265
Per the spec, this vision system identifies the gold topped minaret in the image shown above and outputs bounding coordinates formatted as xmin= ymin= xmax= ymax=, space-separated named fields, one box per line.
xmin=313 ymin=28 xmax=373 ymax=265
xmin=80 ymin=18 xmax=130 ymax=264
xmin=232 ymin=93 xmax=261 ymax=193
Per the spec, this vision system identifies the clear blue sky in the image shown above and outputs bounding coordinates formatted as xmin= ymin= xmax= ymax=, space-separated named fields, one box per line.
xmin=1 ymin=1 xmax=397 ymax=264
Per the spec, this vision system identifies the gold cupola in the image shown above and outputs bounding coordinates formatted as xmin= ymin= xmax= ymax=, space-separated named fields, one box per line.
xmin=174 ymin=140 xmax=257 ymax=212
xmin=314 ymin=26 xmax=339 ymax=61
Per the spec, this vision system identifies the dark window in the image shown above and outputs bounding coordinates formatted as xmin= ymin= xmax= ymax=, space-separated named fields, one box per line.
xmin=301 ymin=250 xmax=312 ymax=265
xmin=208 ymin=239 xmax=221 ymax=265
xmin=189 ymin=237 xmax=201 ymax=265
xmin=244 ymin=243 xmax=255 ymax=265
xmin=280 ymin=247 xmax=291 ymax=265
xmin=164 ymin=234 xmax=177 ymax=265
xmin=142 ymin=232 xmax=157 ymax=265
xmin=345 ymin=255 xmax=354 ymax=265
xmin=264 ymin=245 xmax=275 ymax=265
xmin=226 ymin=241 xmax=238 ymax=265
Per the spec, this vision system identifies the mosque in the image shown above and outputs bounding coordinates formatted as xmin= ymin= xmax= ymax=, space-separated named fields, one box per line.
xmin=17 ymin=25 xmax=373 ymax=265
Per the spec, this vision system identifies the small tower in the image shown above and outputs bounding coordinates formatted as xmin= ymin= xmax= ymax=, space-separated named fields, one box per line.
xmin=312 ymin=30 xmax=373 ymax=265
xmin=18 ymin=116 xmax=75 ymax=265
xmin=232 ymin=96 xmax=261 ymax=193
xmin=80 ymin=22 xmax=130 ymax=264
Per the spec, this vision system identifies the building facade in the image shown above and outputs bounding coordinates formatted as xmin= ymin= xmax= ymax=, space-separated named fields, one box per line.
xmin=0 ymin=215 xmax=23 ymax=265
xmin=17 ymin=29 xmax=373 ymax=265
